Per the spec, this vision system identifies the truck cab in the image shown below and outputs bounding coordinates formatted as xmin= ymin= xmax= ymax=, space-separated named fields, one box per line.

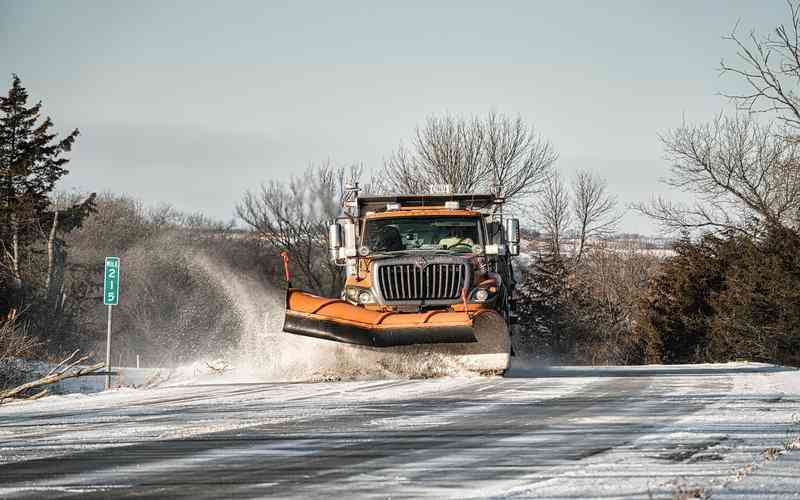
xmin=330 ymin=191 xmax=520 ymax=320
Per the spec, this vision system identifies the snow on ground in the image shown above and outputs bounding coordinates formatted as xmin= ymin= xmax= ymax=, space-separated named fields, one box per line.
xmin=492 ymin=363 xmax=800 ymax=499
xmin=0 ymin=362 xmax=798 ymax=498
xmin=0 ymin=370 xmax=598 ymax=469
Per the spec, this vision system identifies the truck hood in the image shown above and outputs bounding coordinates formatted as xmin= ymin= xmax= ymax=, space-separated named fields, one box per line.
xmin=367 ymin=251 xmax=474 ymax=262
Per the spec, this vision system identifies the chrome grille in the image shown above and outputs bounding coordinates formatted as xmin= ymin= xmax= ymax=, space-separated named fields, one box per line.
xmin=377 ymin=263 xmax=467 ymax=301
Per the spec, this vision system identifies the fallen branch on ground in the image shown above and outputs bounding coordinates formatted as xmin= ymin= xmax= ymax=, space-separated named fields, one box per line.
xmin=0 ymin=352 xmax=105 ymax=404
xmin=205 ymin=360 xmax=231 ymax=375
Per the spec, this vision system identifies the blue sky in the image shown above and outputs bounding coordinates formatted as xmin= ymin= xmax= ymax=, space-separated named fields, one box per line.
xmin=0 ymin=1 xmax=786 ymax=233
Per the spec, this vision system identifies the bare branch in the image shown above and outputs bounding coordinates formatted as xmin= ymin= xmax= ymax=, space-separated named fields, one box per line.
xmin=636 ymin=115 xmax=800 ymax=235
xmin=720 ymin=3 xmax=800 ymax=128
xmin=572 ymin=170 xmax=623 ymax=263
xmin=236 ymin=162 xmax=364 ymax=295
xmin=530 ymin=172 xmax=572 ymax=258
xmin=0 ymin=352 xmax=104 ymax=404
xmin=380 ymin=112 xmax=557 ymax=205
xmin=46 ymin=348 xmax=79 ymax=376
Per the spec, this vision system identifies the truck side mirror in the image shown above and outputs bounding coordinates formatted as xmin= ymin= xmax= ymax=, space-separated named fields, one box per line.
xmin=505 ymin=219 xmax=520 ymax=244
xmin=328 ymin=223 xmax=342 ymax=263
xmin=342 ymin=221 xmax=357 ymax=258
xmin=504 ymin=219 xmax=520 ymax=256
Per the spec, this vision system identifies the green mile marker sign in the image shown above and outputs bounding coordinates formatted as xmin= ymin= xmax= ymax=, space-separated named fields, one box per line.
xmin=103 ymin=257 xmax=120 ymax=306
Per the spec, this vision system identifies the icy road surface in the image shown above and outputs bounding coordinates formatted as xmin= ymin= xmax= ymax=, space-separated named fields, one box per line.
xmin=0 ymin=363 xmax=798 ymax=499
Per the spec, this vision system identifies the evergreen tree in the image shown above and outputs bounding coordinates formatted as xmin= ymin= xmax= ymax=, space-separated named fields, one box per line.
xmin=638 ymin=227 xmax=800 ymax=367
xmin=0 ymin=75 xmax=79 ymax=297
xmin=637 ymin=234 xmax=730 ymax=364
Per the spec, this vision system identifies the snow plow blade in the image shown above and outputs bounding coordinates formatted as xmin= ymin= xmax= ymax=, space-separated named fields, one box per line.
xmin=283 ymin=289 xmax=478 ymax=347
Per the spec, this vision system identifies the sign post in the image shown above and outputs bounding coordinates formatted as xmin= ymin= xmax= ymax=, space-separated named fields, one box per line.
xmin=103 ymin=257 xmax=120 ymax=390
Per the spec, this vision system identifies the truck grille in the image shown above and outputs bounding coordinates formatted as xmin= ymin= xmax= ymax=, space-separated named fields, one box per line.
xmin=376 ymin=262 xmax=468 ymax=301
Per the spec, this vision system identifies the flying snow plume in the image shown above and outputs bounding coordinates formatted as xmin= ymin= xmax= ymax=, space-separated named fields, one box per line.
xmin=187 ymin=253 xmax=475 ymax=383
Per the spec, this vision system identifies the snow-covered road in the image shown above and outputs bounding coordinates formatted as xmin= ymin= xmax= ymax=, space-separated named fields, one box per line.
xmin=0 ymin=363 xmax=798 ymax=499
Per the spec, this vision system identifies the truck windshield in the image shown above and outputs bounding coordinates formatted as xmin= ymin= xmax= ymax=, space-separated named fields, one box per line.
xmin=363 ymin=216 xmax=482 ymax=253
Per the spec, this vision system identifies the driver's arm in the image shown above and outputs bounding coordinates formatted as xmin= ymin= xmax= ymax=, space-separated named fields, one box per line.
xmin=440 ymin=236 xmax=473 ymax=248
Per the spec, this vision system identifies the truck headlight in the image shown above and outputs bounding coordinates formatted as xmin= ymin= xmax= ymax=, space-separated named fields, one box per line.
xmin=358 ymin=290 xmax=375 ymax=304
xmin=345 ymin=286 xmax=375 ymax=304
xmin=469 ymin=286 xmax=497 ymax=303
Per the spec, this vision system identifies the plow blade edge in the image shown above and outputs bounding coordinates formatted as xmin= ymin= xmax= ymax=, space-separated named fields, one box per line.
xmin=283 ymin=289 xmax=478 ymax=347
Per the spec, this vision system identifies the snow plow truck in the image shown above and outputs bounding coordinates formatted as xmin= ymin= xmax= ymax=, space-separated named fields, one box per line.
xmin=282 ymin=186 xmax=520 ymax=374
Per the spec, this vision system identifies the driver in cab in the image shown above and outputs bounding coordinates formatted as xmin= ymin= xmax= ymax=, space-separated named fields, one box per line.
xmin=438 ymin=226 xmax=475 ymax=249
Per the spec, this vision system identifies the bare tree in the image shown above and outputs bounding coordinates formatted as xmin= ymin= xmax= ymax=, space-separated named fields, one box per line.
xmin=521 ymin=171 xmax=629 ymax=363
xmin=634 ymin=4 xmax=800 ymax=235
xmin=532 ymin=172 xmax=572 ymax=258
xmin=572 ymin=170 xmax=623 ymax=263
xmin=236 ymin=162 xmax=363 ymax=295
xmin=636 ymin=115 xmax=800 ymax=234
xmin=531 ymin=170 xmax=621 ymax=261
xmin=381 ymin=113 xmax=557 ymax=204
xmin=484 ymin=112 xmax=556 ymax=201
xmin=382 ymin=115 xmax=486 ymax=194
xmin=720 ymin=2 xmax=800 ymax=130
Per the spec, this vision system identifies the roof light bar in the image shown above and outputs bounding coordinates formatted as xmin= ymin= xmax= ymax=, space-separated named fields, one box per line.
xmin=386 ymin=203 xmax=401 ymax=211
xmin=444 ymin=201 xmax=460 ymax=209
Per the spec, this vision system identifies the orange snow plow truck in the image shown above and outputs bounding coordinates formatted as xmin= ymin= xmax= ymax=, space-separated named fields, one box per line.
xmin=282 ymin=186 xmax=520 ymax=374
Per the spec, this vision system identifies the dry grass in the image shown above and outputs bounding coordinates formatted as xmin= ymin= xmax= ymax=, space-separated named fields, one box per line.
xmin=0 ymin=311 xmax=41 ymax=391
xmin=670 ymin=480 xmax=711 ymax=500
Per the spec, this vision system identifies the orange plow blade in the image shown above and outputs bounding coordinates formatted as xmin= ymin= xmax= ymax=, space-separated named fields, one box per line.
xmin=282 ymin=289 xmax=479 ymax=347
